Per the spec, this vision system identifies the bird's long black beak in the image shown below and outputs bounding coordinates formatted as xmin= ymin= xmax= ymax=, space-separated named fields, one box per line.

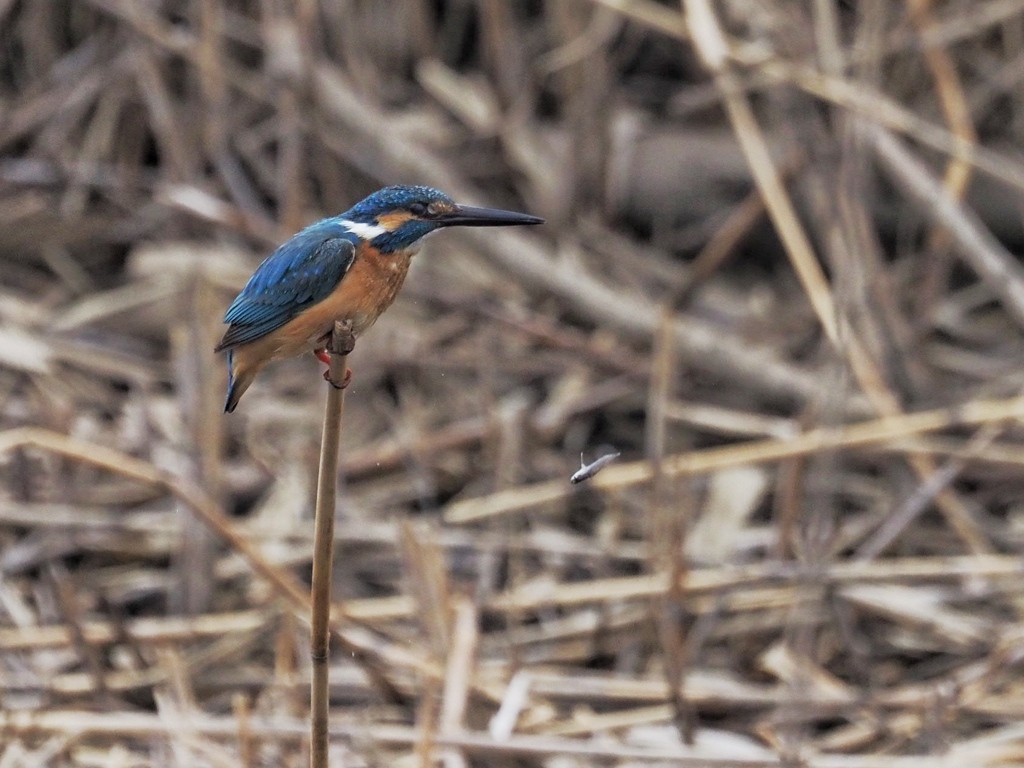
xmin=437 ymin=204 xmax=544 ymax=228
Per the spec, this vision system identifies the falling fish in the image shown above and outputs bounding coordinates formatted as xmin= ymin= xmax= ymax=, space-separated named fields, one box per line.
xmin=570 ymin=451 xmax=621 ymax=485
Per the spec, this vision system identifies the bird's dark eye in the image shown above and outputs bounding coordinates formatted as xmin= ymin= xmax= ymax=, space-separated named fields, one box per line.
xmin=409 ymin=202 xmax=428 ymax=216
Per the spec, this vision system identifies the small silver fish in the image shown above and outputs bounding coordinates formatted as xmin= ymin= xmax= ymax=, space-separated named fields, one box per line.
xmin=570 ymin=451 xmax=620 ymax=484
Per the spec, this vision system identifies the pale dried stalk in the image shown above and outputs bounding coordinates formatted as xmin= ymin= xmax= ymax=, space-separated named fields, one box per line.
xmin=310 ymin=320 xmax=353 ymax=768
xmin=681 ymin=0 xmax=991 ymax=554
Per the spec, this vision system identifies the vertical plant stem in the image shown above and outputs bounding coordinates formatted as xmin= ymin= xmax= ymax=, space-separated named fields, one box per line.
xmin=310 ymin=320 xmax=353 ymax=768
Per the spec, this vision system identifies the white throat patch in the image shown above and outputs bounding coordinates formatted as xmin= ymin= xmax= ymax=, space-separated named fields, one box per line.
xmin=340 ymin=219 xmax=387 ymax=239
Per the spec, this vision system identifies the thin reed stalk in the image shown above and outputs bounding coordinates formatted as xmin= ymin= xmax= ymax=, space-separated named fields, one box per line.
xmin=310 ymin=320 xmax=354 ymax=768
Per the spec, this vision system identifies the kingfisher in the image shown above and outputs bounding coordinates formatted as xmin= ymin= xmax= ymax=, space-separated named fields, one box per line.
xmin=215 ymin=185 xmax=543 ymax=412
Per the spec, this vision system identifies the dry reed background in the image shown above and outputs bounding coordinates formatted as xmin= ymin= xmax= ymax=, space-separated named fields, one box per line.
xmin=6 ymin=0 xmax=1024 ymax=765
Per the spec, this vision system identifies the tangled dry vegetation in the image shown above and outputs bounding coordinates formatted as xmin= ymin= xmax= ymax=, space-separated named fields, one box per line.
xmin=7 ymin=0 xmax=1024 ymax=765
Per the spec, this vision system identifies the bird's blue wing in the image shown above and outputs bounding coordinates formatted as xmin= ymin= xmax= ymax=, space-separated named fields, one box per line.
xmin=215 ymin=231 xmax=356 ymax=351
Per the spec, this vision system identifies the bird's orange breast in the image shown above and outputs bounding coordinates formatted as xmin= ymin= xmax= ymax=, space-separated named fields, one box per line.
xmin=264 ymin=243 xmax=414 ymax=359
xmin=330 ymin=243 xmax=414 ymax=334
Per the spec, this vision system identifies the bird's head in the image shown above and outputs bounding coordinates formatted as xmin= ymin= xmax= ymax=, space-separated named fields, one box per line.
xmin=340 ymin=185 xmax=543 ymax=253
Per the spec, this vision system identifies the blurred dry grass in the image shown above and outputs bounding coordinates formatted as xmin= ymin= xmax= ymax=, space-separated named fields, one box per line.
xmin=6 ymin=0 xmax=1024 ymax=765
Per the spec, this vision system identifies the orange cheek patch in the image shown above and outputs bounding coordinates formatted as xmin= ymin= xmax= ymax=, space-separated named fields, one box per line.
xmin=377 ymin=212 xmax=413 ymax=231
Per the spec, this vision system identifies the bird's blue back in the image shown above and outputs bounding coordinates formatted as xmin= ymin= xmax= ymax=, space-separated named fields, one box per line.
xmin=216 ymin=218 xmax=359 ymax=350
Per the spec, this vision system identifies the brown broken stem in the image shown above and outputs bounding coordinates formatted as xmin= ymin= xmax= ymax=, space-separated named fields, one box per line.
xmin=310 ymin=320 xmax=354 ymax=768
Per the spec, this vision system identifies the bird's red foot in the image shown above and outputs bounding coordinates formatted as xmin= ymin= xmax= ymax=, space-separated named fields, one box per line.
xmin=323 ymin=367 xmax=352 ymax=389
xmin=314 ymin=348 xmax=331 ymax=365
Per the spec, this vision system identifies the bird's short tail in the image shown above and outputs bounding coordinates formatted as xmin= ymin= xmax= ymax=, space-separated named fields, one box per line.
xmin=224 ymin=349 xmax=256 ymax=413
